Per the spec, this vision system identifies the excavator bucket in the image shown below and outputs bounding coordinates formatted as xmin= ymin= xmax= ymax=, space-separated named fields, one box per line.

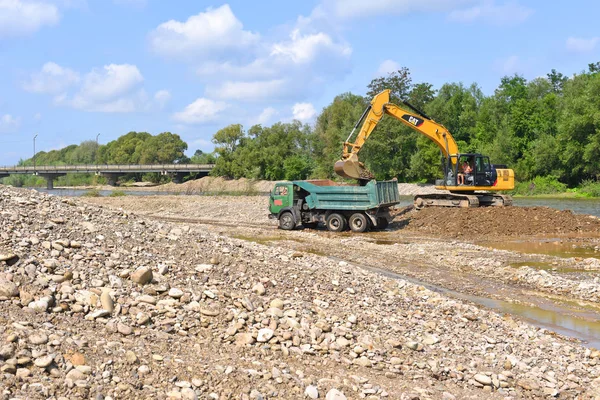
xmin=334 ymin=154 xmax=375 ymax=181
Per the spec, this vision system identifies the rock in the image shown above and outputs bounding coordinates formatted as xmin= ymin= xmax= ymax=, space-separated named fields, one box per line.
xmin=181 ymin=388 xmax=197 ymax=400
xmin=16 ymin=368 xmax=31 ymax=378
xmin=474 ymin=374 xmax=492 ymax=386
xmin=125 ymin=351 xmax=138 ymax=364
xmin=257 ymin=328 xmax=274 ymax=342
xmin=405 ymin=341 xmax=420 ymax=351
xmin=252 ymin=282 xmax=266 ymax=295
xmin=131 ymin=267 xmax=153 ymax=285
xmin=88 ymin=309 xmax=110 ymax=319
xmin=169 ymin=288 xmax=184 ymax=298
xmin=423 ymin=335 xmax=440 ymax=345
xmin=0 ymin=253 xmax=18 ymax=262
xmin=235 ymin=333 xmax=255 ymax=346
xmin=0 ymin=343 xmax=15 ymax=359
xmin=200 ymin=308 xmax=220 ymax=317
xmin=100 ymin=290 xmax=114 ymax=313
xmin=354 ymin=357 xmax=372 ymax=367
xmin=270 ymin=298 xmax=284 ymax=310
xmin=305 ymin=385 xmax=319 ymax=399
xmin=68 ymin=352 xmax=86 ymax=366
xmin=117 ymin=323 xmax=133 ymax=336
xmin=66 ymin=369 xmax=86 ymax=381
xmin=0 ymin=280 xmax=19 ymax=297
xmin=29 ymin=333 xmax=49 ymax=345
xmin=28 ymin=299 xmax=49 ymax=312
xmin=34 ymin=354 xmax=54 ymax=368
xmin=326 ymin=389 xmax=346 ymax=400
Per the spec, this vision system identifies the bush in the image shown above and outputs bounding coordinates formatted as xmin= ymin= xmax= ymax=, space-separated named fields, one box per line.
xmin=512 ymin=176 xmax=567 ymax=196
xmin=579 ymin=180 xmax=600 ymax=197
xmin=81 ymin=189 xmax=101 ymax=197
xmin=109 ymin=190 xmax=127 ymax=197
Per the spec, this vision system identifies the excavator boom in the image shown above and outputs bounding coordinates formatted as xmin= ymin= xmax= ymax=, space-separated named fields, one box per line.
xmin=334 ymin=89 xmax=459 ymax=180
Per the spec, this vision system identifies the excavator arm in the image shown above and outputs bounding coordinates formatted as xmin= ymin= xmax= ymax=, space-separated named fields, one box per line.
xmin=334 ymin=89 xmax=459 ymax=180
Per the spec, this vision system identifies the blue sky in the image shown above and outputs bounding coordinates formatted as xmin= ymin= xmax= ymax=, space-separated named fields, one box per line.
xmin=0 ymin=0 xmax=599 ymax=165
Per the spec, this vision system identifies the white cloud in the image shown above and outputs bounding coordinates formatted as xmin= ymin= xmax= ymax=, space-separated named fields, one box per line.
xmin=498 ymin=55 xmax=520 ymax=74
xmin=253 ymin=107 xmax=278 ymax=125
xmin=150 ymin=4 xmax=259 ymax=58
xmin=448 ymin=1 xmax=533 ymax=25
xmin=172 ymin=98 xmax=228 ymax=124
xmin=0 ymin=0 xmax=60 ymax=38
xmin=154 ymin=90 xmax=171 ymax=108
xmin=376 ymin=60 xmax=400 ymax=76
xmin=23 ymin=62 xmax=80 ymax=94
xmin=26 ymin=62 xmax=148 ymax=113
xmin=59 ymin=64 xmax=144 ymax=112
xmin=77 ymin=64 xmax=143 ymax=102
xmin=271 ymin=29 xmax=351 ymax=64
xmin=33 ymin=112 xmax=42 ymax=121
xmin=206 ymin=79 xmax=286 ymax=102
xmin=566 ymin=37 xmax=600 ymax=53
xmin=292 ymin=103 xmax=316 ymax=121
xmin=199 ymin=29 xmax=352 ymax=102
xmin=0 ymin=114 xmax=20 ymax=132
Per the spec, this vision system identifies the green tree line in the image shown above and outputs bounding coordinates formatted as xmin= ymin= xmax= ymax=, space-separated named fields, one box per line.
xmin=4 ymin=62 xmax=600 ymax=195
xmin=209 ymin=63 xmax=600 ymax=195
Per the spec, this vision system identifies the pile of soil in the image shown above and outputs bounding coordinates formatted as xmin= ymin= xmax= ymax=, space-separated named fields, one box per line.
xmin=397 ymin=206 xmax=600 ymax=238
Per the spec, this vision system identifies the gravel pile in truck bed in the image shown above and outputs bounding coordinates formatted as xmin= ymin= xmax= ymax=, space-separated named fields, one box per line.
xmin=2 ymin=185 xmax=600 ymax=399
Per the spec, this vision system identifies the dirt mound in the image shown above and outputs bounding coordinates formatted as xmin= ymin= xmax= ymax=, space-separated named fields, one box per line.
xmin=160 ymin=176 xmax=278 ymax=193
xmin=398 ymin=206 xmax=600 ymax=238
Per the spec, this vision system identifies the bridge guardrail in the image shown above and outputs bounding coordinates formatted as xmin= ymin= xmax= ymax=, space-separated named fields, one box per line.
xmin=0 ymin=164 xmax=215 ymax=173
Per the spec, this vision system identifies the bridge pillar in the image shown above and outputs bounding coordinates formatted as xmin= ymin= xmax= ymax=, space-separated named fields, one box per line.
xmin=100 ymin=173 xmax=123 ymax=186
xmin=171 ymin=172 xmax=187 ymax=184
xmin=38 ymin=174 xmax=66 ymax=190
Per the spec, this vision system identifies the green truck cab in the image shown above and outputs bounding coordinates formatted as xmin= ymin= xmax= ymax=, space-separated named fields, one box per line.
xmin=268 ymin=179 xmax=400 ymax=232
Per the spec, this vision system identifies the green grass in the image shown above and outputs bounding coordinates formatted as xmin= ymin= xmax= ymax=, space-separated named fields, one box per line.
xmin=109 ymin=190 xmax=127 ymax=197
xmin=81 ymin=189 xmax=102 ymax=197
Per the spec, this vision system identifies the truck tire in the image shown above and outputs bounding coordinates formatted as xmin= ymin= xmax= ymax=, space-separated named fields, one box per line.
xmin=376 ymin=217 xmax=389 ymax=230
xmin=349 ymin=213 xmax=369 ymax=233
xmin=278 ymin=212 xmax=295 ymax=230
xmin=326 ymin=213 xmax=347 ymax=232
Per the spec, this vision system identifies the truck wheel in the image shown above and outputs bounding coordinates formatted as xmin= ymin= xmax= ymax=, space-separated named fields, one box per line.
xmin=376 ymin=217 xmax=389 ymax=230
xmin=278 ymin=212 xmax=295 ymax=230
xmin=349 ymin=213 xmax=369 ymax=233
xmin=326 ymin=213 xmax=346 ymax=232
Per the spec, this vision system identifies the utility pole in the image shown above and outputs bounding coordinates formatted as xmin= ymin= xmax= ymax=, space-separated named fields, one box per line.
xmin=33 ymin=134 xmax=38 ymax=173
xmin=96 ymin=133 xmax=100 ymax=169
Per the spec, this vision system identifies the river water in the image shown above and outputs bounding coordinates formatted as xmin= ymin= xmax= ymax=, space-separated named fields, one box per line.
xmin=35 ymin=188 xmax=600 ymax=217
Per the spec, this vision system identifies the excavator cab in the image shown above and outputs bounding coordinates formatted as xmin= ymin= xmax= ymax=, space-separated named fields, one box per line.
xmin=442 ymin=154 xmax=497 ymax=189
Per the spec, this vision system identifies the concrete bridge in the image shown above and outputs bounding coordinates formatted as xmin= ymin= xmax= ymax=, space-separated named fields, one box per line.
xmin=0 ymin=164 xmax=215 ymax=189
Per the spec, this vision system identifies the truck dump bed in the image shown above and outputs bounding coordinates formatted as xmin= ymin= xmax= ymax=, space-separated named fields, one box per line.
xmin=294 ymin=180 xmax=400 ymax=211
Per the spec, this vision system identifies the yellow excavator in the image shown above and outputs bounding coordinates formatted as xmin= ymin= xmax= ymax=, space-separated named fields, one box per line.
xmin=334 ymin=89 xmax=514 ymax=208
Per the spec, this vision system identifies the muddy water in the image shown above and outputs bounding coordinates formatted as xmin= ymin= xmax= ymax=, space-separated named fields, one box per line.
xmin=358 ymin=262 xmax=600 ymax=348
xmin=480 ymin=240 xmax=600 ymax=258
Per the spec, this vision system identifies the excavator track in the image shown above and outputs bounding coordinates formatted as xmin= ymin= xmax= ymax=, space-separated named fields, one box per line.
xmin=413 ymin=193 xmax=512 ymax=209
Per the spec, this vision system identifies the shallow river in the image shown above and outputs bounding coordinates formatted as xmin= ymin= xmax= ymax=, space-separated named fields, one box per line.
xmin=35 ymin=188 xmax=600 ymax=217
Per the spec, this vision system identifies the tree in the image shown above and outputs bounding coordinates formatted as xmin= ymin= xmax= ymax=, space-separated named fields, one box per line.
xmin=547 ymin=69 xmax=567 ymax=93
xmin=367 ymin=67 xmax=412 ymax=102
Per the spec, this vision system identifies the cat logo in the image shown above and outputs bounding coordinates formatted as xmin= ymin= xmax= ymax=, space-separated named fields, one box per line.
xmin=401 ymin=114 xmax=424 ymax=127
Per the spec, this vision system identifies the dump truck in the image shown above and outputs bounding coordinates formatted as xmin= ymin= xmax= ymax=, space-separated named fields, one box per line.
xmin=269 ymin=179 xmax=400 ymax=232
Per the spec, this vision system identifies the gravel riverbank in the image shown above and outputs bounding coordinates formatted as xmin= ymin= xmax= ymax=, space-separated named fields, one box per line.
xmin=2 ymin=186 xmax=600 ymax=399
